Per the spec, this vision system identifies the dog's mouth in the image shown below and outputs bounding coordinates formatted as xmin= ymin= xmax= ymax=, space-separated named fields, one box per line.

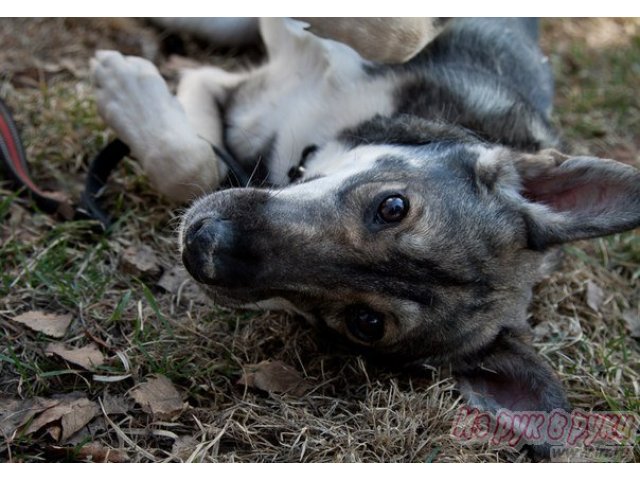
xmin=194 ymin=283 xmax=288 ymax=309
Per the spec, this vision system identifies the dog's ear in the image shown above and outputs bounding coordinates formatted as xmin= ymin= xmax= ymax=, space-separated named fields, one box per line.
xmin=455 ymin=331 xmax=570 ymax=414
xmin=480 ymin=149 xmax=640 ymax=250
xmin=454 ymin=331 xmax=570 ymax=458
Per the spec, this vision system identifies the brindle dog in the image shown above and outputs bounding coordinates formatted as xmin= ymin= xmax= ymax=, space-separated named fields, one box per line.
xmin=92 ymin=18 xmax=640 ymax=457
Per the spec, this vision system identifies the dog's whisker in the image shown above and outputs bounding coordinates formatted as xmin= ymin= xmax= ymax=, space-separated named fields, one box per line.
xmin=246 ymin=153 xmax=264 ymax=188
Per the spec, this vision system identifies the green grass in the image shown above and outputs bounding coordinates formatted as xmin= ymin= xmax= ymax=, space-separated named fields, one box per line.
xmin=547 ymin=19 xmax=640 ymax=157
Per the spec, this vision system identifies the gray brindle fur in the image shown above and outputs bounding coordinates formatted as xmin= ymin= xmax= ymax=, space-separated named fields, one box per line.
xmin=92 ymin=18 xmax=640 ymax=458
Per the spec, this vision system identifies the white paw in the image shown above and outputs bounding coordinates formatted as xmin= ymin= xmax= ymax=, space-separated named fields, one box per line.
xmin=91 ymin=51 xmax=217 ymax=201
xmin=91 ymin=50 xmax=191 ymax=158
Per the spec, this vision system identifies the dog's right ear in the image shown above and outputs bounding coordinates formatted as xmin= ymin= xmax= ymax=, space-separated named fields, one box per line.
xmin=478 ymin=149 xmax=640 ymax=250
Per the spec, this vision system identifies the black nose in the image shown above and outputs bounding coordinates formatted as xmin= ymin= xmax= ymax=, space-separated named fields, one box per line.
xmin=182 ymin=217 xmax=220 ymax=284
xmin=185 ymin=217 xmax=217 ymax=250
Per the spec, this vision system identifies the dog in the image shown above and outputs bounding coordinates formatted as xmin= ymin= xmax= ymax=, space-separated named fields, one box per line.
xmin=91 ymin=18 xmax=640 ymax=457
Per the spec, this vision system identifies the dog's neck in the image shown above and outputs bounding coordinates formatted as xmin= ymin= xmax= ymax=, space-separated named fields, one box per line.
xmin=339 ymin=114 xmax=482 ymax=149
xmin=339 ymin=105 xmax=556 ymax=154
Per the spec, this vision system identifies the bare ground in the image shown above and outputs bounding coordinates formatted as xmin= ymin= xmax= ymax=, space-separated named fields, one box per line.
xmin=0 ymin=18 xmax=639 ymax=462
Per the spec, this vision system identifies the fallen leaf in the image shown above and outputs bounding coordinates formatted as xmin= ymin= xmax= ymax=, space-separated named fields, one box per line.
xmin=45 ymin=343 xmax=105 ymax=371
xmin=78 ymin=442 xmax=130 ymax=462
xmin=64 ymin=418 xmax=108 ymax=446
xmin=24 ymin=393 xmax=99 ymax=442
xmin=11 ymin=310 xmax=73 ymax=338
xmin=129 ymin=375 xmax=186 ymax=420
xmin=49 ymin=442 xmax=129 ymax=462
xmin=586 ymin=281 xmax=604 ymax=312
xmin=622 ymin=310 xmax=640 ymax=339
xmin=120 ymin=245 xmax=161 ymax=278
xmin=0 ymin=397 xmax=59 ymax=440
xmin=238 ymin=360 xmax=311 ymax=397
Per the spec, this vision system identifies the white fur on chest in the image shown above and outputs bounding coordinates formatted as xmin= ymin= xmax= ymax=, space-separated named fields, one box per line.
xmin=225 ymin=19 xmax=397 ymax=186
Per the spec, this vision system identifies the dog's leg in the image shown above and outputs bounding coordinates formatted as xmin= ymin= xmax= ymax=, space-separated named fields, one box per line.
xmin=92 ymin=51 xmax=243 ymax=201
xmin=175 ymin=66 xmax=247 ymax=162
xmin=297 ymin=18 xmax=449 ymax=64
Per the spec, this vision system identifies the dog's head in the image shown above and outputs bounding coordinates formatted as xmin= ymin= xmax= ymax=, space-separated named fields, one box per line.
xmin=180 ymin=118 xmax=640 ymax=445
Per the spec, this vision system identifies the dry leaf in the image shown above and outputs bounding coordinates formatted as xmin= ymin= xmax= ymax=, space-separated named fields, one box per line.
xmin=54 ymin=397 xmax=99 ymax=442
xmin=64 ymin=418 xmax=108 ymax=446
xmin=120 ymin=245 xmax=161 ymax=277
xmin=238 ymin=360 xmax=311 ymax=397
xmin=0 ymin=397 xmax=59 ymax=440
xmin=11 ymin=310 xmax=73 ymax=338
xmin=24 ymin=393 xmax=99 ymax=442
xmin=129 ymin=375 xmax=186 ymax=420
xmin=586 ymin=281 xmax=604 ymax=312
xmin=77 ymin=442 xmax=129 ymax=462
xmin=49 ymin=442 xmax=129 ymax=462
xmin=45 ymin=343 xmax=105 ymax=371
xmin=622 ymin=310 xmax=640 ymax=338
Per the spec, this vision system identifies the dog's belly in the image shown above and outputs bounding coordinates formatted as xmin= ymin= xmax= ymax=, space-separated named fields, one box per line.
xmin=224 ymin=24 xmax=398 ymax=186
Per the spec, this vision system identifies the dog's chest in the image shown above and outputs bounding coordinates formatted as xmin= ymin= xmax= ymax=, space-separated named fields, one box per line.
xmin=223 ymin=49 xmax=398 ymax=185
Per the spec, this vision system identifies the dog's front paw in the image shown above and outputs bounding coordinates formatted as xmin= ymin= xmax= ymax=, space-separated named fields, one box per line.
xmin=91 ymin=51 xmax=218 ymax=201
xmin=91 ymin=50 xmax=189 ymax=157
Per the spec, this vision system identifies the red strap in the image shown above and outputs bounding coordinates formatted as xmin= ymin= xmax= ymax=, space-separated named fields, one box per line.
xmin=0 ymin=114 xmax=44 ymax=194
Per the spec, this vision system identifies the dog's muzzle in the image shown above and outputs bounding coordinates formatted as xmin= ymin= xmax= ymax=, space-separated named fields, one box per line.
xmin=182 ymin=214 xmax=262 ymax=288
xmin=180 ymin=190 xmax=269 ymax=288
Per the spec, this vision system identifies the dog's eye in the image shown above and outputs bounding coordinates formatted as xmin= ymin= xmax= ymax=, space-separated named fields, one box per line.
xmin=376 ymin=195 xmax=409 ymax=223
xmin=346 ymin=306 xmax=385 ymax=342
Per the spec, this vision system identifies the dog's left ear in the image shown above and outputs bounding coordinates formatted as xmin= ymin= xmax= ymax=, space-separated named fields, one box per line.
xmin=480 ymin=149 xmax=640 ymax=250
xmin=454 ymin=330 xmax=570 ymax=458
xmin=455 ymin=331 xmax=569 ymax=413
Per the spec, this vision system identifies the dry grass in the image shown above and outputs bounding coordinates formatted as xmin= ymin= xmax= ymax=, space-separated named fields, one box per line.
xmin=1 ymin=18 xmax=639 ymax=463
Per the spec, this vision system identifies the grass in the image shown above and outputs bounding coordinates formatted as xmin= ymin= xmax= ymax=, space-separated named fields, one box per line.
xmin=1 ymin=18 xmax=640 ymax=462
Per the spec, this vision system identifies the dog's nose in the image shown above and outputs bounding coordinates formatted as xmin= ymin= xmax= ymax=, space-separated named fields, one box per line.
xmin=185 ymin=217 xmax=217 ymax=250
xmin=182 ymin=217 xmax=221 ymax=284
